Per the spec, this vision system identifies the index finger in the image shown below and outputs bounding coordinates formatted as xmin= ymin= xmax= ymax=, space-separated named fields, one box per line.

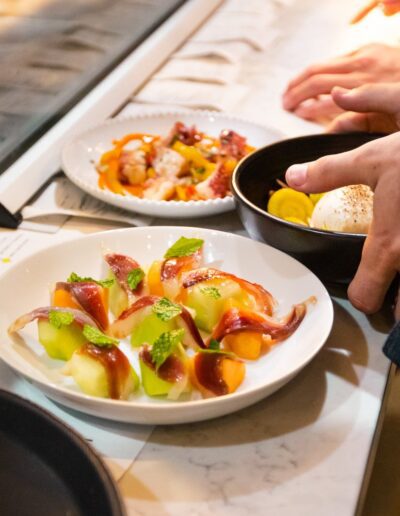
xmin=284 ymin=56 xmax=358 ymax=93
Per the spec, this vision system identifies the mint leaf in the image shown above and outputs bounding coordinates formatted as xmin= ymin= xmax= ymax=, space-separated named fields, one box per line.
xmin=49 ymin=310 xmax=74 ymax=330
xmin=67 ymin=272 xmax=114 ymax=288
xmin=152 ymin=297 xmax=182 ymax=322
xmin=209 ymin=339 xmax=220 ymax=350
xmin=82 ymin=325 xmax=118 ymax=347
xmin=127 ymin=267 xmax=145 ymax=291
xmin=200 ymin=286 xmax=221 ymax=299
xmin=151 ymin=329 xmax=185 ymax=369
xmin=164 ymin=237 xmax=204 ymax=259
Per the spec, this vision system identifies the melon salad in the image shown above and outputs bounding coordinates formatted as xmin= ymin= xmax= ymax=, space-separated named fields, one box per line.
xmin=8 ymin=237 xmax=313 ymax=402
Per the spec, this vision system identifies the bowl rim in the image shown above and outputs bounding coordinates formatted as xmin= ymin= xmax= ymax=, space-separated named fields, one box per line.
xmin=231 ymin=132 xmax=384 ymax=240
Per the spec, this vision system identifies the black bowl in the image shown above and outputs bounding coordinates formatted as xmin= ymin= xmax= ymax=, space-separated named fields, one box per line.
xmin=232 ymin=133 xmax=383 ymax=284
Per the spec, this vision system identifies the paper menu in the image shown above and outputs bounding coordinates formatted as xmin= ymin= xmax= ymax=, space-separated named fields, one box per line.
xmin=0 ymin=230 xmax=54 ymax=271
xmin=21 ymin=176 xmax=153 ymax=229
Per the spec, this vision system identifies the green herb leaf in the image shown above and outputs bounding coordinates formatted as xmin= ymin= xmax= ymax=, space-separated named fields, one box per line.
xmin=164 ymin=237 xmax=204 ymax=259
xmin=151 ymin=329 xmax=185 ymax=369
xmin=195 ymin=166 xmax=206 ymax=175
xmin=49 ymin=310 xmax=74 ymax=330
xmin=82 ymin=325 xmax=118 ymax=347
xmin=208 ymin=339 xmax=220 ymax=350
xmin=152 ymin=297 xmax=182 ymax=322
xmin=67 ymin=272 xmax=114 ymax=288
xmin=200 ymin=286 xmax=221 ymax=299
xmin=127 ymin=267 xmax=145 ymax=291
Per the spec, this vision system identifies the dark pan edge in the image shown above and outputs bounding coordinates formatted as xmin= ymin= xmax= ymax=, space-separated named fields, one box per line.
xmin=0 ymin=389 xmax=126 ymax=516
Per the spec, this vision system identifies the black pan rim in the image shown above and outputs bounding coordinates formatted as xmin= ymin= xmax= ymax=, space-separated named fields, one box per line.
xmin=0 ymin=389 xmax=126 ymax=516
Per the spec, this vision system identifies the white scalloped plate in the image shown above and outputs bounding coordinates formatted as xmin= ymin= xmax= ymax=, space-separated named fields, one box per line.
xmin=0 ymin=227 xmax=333 ymax=424
xmin=61 ymin=110 xmax=283 ymax=218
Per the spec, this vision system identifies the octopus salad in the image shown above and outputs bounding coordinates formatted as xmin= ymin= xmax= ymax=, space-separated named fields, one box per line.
xmin=96 ymin=122 xmax=255 ymax=201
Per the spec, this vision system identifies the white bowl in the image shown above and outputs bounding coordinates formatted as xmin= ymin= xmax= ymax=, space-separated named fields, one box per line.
xmin=0 ymin=227 xmax=333 ymax=424
xmin=61 ymin=110 xmax=283 ymax=218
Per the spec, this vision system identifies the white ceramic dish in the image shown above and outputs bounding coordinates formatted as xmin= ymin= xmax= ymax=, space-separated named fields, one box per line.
xmin=0 ymin=227 xmax=333 ymax=424
xmin=61 ymin=110 xmax=283 ymax=218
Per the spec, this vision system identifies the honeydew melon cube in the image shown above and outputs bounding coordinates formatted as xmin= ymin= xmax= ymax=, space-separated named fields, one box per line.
xmin=69 ymin=352 xmax=139 ymax=399
xmin=130 ymin=312 xmax=176 ymax=347
xmin=186 ymin=280 xmax=242 ymax=333
xmin=38 ymin=320 xmax=87 ymax=361
xmin=139 ymin=359 xmax=173 ymax=397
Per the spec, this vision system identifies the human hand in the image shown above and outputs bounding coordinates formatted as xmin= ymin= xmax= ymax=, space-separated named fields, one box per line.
xmin=327 ymin=83 xmax=400 ymax=133
xmin=282 ymin=44 xmax=400 ymax=117
xmin=285 ymin=132 xmax=400 ymax=319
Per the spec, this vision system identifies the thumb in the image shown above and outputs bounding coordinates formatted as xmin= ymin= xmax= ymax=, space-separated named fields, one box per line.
xmin=332 ymin=84 xmax=400 ymax=115
xmin=285 ymin=144 xmax=375 ymax=193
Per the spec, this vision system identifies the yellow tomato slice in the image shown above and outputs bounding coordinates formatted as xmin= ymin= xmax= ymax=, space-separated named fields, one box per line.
xmin=283 ymin=216 xmax=308 ymax=227
xmin=267 ymin=188 xmax=314 ymax=224
xmin=309 ymin=193 xmax=325 ymax=205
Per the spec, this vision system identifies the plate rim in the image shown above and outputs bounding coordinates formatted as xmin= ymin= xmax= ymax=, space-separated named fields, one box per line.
xmin=0 ymin=226 xmax=334 ymax=416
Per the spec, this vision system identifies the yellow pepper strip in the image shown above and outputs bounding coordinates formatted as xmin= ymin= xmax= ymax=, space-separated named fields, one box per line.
xmin=147 ymin=167 xmax=156 ymax=179
xmin=176 ymin=185 xmax=187 ymax=201
xmin=309 ymin=193 xmax=325 ymax=205
xmin=172 ymin=141 xmax=215 ymax=179
xmin=267 ymin=188 xmax=314 ymax=225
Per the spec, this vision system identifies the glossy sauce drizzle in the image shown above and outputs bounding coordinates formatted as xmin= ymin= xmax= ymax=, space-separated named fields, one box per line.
xmin=194 ymin=352 xmax=227 ymax=396
xmin=140 ymin=346 xmax=185 ymax=383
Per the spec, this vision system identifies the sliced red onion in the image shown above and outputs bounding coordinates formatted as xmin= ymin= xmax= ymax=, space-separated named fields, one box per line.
xmin=8 ymin=306 xmax=99 ymax=334
xmin=104 ymin=253 xmax=144 ymax=297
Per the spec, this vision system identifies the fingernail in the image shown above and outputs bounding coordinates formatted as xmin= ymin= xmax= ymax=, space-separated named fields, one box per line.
xmin=332 ymin=86 xmax=351 ymax=96
xmin=286 ymin=164 xmax=308 ymax=187
xmin=282 ymin=95 xmax=292 ymax=110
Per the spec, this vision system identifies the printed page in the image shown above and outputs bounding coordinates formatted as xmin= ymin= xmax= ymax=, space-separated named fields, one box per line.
xmin=22 ymin=176 xmax=153 ymax=227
